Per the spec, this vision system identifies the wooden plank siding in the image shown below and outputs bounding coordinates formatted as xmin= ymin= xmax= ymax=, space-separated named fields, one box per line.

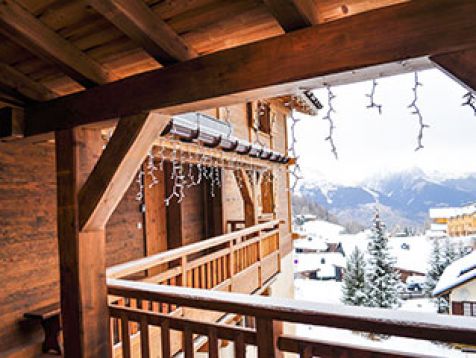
xmin=0 ymin=99 xmax=292 ymax=356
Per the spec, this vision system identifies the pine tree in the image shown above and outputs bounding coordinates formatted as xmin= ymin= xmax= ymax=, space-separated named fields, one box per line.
xmin=365 ymin=210 xmax=401 ymax=309
xmin=342 ymin=246 xmax=367 ymax=306
xmin=442 ymin=237 xmax=457 ymax=267
xmin=425 ymin=238 xmax=444 ymax=295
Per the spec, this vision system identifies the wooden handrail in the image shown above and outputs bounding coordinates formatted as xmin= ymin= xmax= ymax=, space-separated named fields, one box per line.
xmin=107 ymin=278 xmax=476 ymax=346
xmin=277 ymin=335 xmax=436 ymax=358
xmin=107 ymin=219 xmax=279 ymax=279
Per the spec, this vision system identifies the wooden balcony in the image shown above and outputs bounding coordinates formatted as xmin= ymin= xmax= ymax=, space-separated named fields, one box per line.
xmin=107 ymin=277 xmax=476 ymax=358
xmin=105 ymin=219 xmax=476 ymax=358
xmin=106 ymin=220 xmax=281 ymax=356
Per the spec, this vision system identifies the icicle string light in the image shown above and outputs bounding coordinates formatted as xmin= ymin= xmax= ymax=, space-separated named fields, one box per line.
xmin=287 ymin=98 xmax=303 ymax=192
xmin=135 ymin=167 xmax=145 ymax=202
xmin=323 ymin=86 xmax=338 ymax=159
xmin=462 ymin=91 xmax=476 ymax=116
xmin=366 ymin=79 xmax=382 ymax=114
xmin=408 ymin=72 xmax=428 ymax=151
xmin=146 ymin=150 xmax=159 ymax=188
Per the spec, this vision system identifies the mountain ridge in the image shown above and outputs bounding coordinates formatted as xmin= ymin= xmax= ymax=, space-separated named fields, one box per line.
xmin=298 ymin=170 xmax=476 ymax=230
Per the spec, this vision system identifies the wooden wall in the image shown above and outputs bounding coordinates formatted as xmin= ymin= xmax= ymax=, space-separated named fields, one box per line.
xmin=0 ymin=141 xmax=146 ymax=356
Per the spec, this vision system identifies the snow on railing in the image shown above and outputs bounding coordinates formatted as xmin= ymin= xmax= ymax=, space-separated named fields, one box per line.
xmin=107 ymin=278 xmax=476 ymax=358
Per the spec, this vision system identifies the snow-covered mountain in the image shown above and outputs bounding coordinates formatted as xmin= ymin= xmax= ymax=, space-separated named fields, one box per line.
xmin=298 ymin=170 xmax=476 ymax=229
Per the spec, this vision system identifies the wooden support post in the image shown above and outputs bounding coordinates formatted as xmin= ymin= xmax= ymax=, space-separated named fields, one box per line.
xmin=55 ymin=128 xmax=110 ymax=358
xmin=143 ymin=161 xmax=167 ymax=275
xmin=56 ymin=113 xmax=170 ymax=356
xmin=256 ymin=318 xmax=277 ymax=358
xmin=234 ymin=169 xmax=258 ymax=227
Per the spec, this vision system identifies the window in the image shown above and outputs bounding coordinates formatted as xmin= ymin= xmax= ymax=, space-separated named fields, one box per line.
xmin=462 ymin=301 xmax=476 ymax=317
xmin=248 ymin=101 xmax=272 ymax=134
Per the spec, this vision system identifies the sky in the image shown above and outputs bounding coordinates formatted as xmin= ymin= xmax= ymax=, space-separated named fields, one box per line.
xmin=291 ymin=69 xmax=476 ymax=186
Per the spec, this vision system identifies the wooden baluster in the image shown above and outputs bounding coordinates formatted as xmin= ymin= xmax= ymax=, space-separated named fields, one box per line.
xmin=223 ymin=255 xmax=228 ymax=279
xmin=160 ymin=319 xmax=170 ymax=358
xmin=200 ymin=264 xmax=206 ymax=288
xmin=217 ymin=258 xmax=223 ymax=283
xmin=120 ymin=313 xmax=131 ymax=358
xmin=234 ymin=331 xmax=245 ymax=358
xmin=183 ymin=326 xmax=194 ymax=358
xmin=208 ymin=326 xmax=219 ymax=358
xmin=181 ymin=256 xmax=188 ymax=287
xmin=140 ymin=317 xmax=150 ymax=358
xmin=193 ymin=267 xmax=199 ymax=288
xmin=212 ymin=259 xmax=217 ymax=287
xmin=300 ymin=345 xmax=313 ymax=358
xmin=207 ymin=261 xmax=212 ymax=289
xmin=256 ymin=318 xmax=276 ymax=358
xmin=228 ymin=240 xmax=235 ymax=280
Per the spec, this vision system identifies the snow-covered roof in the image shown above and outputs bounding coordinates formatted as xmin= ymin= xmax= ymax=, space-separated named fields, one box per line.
xmin=429 ymin=204 xmax=476 ymax=219
xmin=433 ymin=251 xmax=476 ymax=296
xmin=294 ymin=236 xmax=328 ymax=251
xmin=294 ymin=252 xmax=346 ymax=274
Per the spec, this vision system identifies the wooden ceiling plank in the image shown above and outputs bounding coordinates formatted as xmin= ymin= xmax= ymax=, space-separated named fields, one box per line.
xmin=88 ymin=0 xmax=197 ymax=64
xmin=0 ymin=0 xmax=117 ymax=87
xmin=0 ymin=62 xmax=57 ymax=102
xmin=431 ymin=49 xmax=476 ymax=92
xmin=262 ymin=0 xmax=313 ymax=31
xmin=22 ymin=0 xmax=476 ymax=137
xmin=78 ymin=112 xmax=170 ymax=231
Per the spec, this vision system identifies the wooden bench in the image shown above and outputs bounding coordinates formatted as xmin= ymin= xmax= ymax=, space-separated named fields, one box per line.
xmin=24 ymin=303 xmax=61 ymax=355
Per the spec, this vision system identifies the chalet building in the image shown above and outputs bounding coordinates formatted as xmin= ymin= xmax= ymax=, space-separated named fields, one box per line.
xmin=1 ymin=0 xmax=476 ymax=357
xmin=433 ymin=251 xmax=476 ymax=318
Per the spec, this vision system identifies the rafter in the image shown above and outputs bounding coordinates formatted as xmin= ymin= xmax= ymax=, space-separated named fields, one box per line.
xmin=263 ymin=0 xmax=316 ymax=31
xmin=78 ymin=112 xmax=170 ymax=232
xmin=88 ymin=0 xmax=197 ymax=65
xmin=0 ymin=0 xmax=117 ymax=88
xmin=0 ymin=62 xmax=56 ymax=102
xmin=431 ymin=49 xmax=476 ymax=92
xmin=20 ymin=0 xmax=476 ymax=138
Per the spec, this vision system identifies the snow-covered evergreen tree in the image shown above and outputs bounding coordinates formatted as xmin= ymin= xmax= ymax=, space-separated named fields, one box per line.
xmin=442 ymin=236 xmax=457 ymax=267
xmin=342 ymin=246 xmax=367 ymax=306
xmin=365 ymin=210 xmax=401 ymax=309
xmin=425 ymin=238 xmax=444 ymax=295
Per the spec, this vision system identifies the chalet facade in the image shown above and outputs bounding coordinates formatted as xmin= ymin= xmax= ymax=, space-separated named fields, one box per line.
xmin=1 ymin=0 xmax=476 ymax=357
xmin=433 ymin=251 xmax=476 ymax=318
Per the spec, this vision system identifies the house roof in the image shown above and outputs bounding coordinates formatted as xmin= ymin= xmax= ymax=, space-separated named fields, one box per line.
xmin=433 ymin=251 xmax=476 ymax=296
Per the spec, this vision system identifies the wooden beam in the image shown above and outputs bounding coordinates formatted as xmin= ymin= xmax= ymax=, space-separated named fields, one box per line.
xmin=78 ymin=112 xmax=170 ymax=231
xmin=234 ymin=169 xmax=258 ymax=227
xmin=0 ymin=62 xmax=56 ymax=102
xmin=88 ymin=0 xmax=197 ymax=65
xmin=23 ymin=0 xmax=476 ymax=137
xmin=55 ymin=128 xmax=109 ymax=358
xmin=262 ymin=0 xmax=314 ymax=32
xmin=431 ymin=49 xmax=476 ymax=92
xmin=0 ymin=0 xmax=116 ymax=87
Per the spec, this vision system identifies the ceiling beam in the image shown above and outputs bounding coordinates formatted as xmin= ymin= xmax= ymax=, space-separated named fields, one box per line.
xmin=0 ymin=0 xmax=117 ymax=88
xmin=262 ymin=0 xmax=315 ymax=32
xmin=431 ymin=49 xmax=476 ymax=92
xmin=88 ymin=0 xmax=197 ymax=65
xmin=0 ymin=62 xmax=57 ymax=102
xmin=22 ymin=0 xmax=476 ymax=138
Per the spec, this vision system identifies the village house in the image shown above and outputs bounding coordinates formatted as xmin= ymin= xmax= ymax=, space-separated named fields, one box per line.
xmin=1 ymin=0 xmax=476 ymax=357
xmin=433 ymin=251 xmax=476 ymax=317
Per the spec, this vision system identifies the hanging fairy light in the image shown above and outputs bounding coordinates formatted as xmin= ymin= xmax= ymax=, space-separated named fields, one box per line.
xmin=287 ymin=98 xmax=303 ymax=191
xmin=323 ymin=86 xmax=338 ymax=159
xmin=146 ymin=150 xmax=159 ymax=188
xmin=408 ymin=72 xmax=429 ymax=151
xmin=366 ymin=79 xmax=382 ymax=114
xmin=135 ymin=167 xmax=145 ymax=202
xmin=462 ymin=91 xmax=476 ymax=116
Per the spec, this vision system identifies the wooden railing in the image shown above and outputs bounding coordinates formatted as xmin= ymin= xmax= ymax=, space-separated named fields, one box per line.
xmin=107 ymin=279 xmax=476 ymax=358
xmin=106 ymin=220 xmax=281 ymax=356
